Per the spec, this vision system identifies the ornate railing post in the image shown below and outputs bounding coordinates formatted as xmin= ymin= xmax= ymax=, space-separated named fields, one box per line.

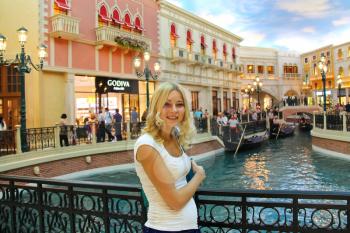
xmin=55 ymin=123 xmax=60 ymax=148
xmin=323 ymin=111 xmax=327 ymax=130
xmin=15 ymin=125 xmax=22 ymax=154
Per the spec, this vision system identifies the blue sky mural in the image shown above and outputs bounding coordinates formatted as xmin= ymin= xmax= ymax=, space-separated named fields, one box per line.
xmin=167 ymin=0 xmax=350 ymax=53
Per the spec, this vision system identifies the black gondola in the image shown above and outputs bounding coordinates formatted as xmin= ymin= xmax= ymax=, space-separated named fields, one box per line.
xmin=298 ymin=117 xmax=313 ymax=131
xmin=269 ymin=123 xmax=295 ymax=138
xmin=222 ymin=125 xmax=268 ymax=152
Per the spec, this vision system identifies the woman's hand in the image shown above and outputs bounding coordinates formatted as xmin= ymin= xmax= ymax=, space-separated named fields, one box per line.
xmin=191 ymin=160 xmax=206 ymax=182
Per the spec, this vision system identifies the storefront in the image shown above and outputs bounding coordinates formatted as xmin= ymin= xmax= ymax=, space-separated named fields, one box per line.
xmin=75 ymin=76 xmax=154 ymax=124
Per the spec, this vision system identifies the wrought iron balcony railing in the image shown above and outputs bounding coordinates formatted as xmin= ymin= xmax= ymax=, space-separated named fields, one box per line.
xmin=0 ymin=175 xmax=349 ymax=233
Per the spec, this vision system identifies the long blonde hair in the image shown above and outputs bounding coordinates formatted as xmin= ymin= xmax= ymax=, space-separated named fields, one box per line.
xmin=143 ymin=82 xmax=196 ymax=149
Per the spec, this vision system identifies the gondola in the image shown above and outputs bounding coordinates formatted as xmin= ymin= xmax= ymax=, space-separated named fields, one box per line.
xmin=298 ymin=118 xmax=313 ymax=131
xmin=269 ymin=124 xmax=295 ymax=138
xmin=222 ymin=125 xmax=268 ymax=152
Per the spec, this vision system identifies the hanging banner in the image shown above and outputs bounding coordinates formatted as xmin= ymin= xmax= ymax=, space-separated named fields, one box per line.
xmin=95 ymin=76 xmax=139 ymax=94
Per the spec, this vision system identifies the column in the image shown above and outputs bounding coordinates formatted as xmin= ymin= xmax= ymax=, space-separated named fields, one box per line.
xmin=346 ymin=88 xmax=349 ymax=104
xmin=65 ymin=73 xmax=76 ymax=125
xmin=208 ymin=86 xmax=213 ymax=116
xmin=219 ymin=87 xmax=224 ymax=113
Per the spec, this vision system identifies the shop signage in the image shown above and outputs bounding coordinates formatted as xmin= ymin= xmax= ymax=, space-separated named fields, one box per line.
xmin=95 ymin=77 xmax=139 ymax=94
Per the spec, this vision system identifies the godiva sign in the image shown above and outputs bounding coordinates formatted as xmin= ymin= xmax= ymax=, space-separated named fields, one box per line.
xmin=95 ymin=77 xmax=139 ymax=94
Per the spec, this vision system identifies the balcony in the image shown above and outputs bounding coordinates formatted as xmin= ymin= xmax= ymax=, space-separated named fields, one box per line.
xmin=214 ymin=59 xmax=224 ymax=70
xmin=170 ymin=47 xmax=187 ymax=63
xmin=50 ymin=14 xmax=80 ymax=40
xmin=187 ymin=52 xmax=202 ymax=66
xmin=95 ymin=26 xmax=151 ymax=50
xmin=283 ymin=73 xmax=301 ymax=79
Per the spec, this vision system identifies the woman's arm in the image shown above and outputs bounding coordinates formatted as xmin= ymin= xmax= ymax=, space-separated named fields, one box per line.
xmin=136 ymin=145 xmax=205 ymax=211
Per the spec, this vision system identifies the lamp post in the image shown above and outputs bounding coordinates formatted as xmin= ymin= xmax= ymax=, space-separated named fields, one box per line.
xmin=337 ymin=74 xmax=342 ymax=105
xmin=244 ymin=84 xmax=254 ymax=109
xmin=318 ymin=55 xmax=328 ymax=112
xmin=253 ymin=76 xmax=263 ymax=106
xmin=133 ymin=51 xmax=161 ymax=109
xmin=0 ymin=27 xmax=47 ymax=152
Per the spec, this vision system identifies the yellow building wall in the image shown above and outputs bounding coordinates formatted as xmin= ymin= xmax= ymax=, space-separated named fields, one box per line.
xmin=0 ymin=0 xmax=43 ymax=128
xmin=40 ymin=71 xmax=67 ymax=126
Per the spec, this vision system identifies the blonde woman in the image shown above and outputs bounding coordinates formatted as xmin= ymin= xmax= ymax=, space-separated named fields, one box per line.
xmin=134 ymin=82 xmax=206 ymax=233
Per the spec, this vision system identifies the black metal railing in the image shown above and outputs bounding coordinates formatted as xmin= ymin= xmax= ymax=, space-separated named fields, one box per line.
xmin=0 ymin=130 xmax=16 ymax=156
xmin=26 ymin=127 xmax=56 ymax=150
xmin=315 ymin=114 xmax=324 ymax=129
xmin=346 ymin=114 xmax=350 ymax=132
xmin=326 ymin=114 xmax=343 ymax=131
xmin=0 ymin=175 xmax=349 ymax=233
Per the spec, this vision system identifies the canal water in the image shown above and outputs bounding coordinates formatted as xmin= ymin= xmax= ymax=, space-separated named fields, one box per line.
xmin=78 ymin=129 xmax=350 ymax=192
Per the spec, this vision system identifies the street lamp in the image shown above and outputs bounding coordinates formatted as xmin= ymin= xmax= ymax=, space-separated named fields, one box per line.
xmin=337 ymin=74 xmax=342 ymax=105
xmin=0 ymin=27 xmax=47 ymax=152
xmin=133 ymin=51 xmax=161 ymax=109
xmin=244 ymin=84 xmax=254 ymax=108
xmin=253 ymin=76 xmax=263 ymax=106
xmin=318 ymin=55 xmax=328 ymax=111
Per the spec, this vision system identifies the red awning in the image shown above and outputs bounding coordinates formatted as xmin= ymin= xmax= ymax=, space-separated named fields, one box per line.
xmin=55 ymin=0 xmax=70 ymax=10
xmin=112 ymin=9 xmax=123 ymax=24
xmin=187 ymin=31 xmax=194 ymax=43
xmin=201 ymin=36 xmax=207 ymax=48
xmin=135 ymin=17 xmax=143 ymax=31
xmin=99 ymin=4 xmax=111 ymax=22
xmin=170 ymin=24 xmax=179 ymax=38
xmin=124 ymin=13 xmax=134 ymax=28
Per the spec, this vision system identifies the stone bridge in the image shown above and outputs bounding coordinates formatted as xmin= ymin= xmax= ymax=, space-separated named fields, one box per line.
xmin=279 ymin=105 xmax=322 ymax=120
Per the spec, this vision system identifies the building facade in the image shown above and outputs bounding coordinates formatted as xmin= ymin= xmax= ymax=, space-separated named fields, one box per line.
xmin=301 ymin=43 xmax=350 ymax=107
xmin=1 ymin=0 xmax=159 ymax=128
xmin=239 ymin=47 xmax=302 ymax=109
xmin=158 ymin=0 xmax=242 ymax=116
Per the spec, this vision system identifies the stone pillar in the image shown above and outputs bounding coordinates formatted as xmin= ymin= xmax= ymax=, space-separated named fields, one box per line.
xmin=323 ymin=111 xmax=327 ymax=130
xmin=207 ymin=116 xmax=211 ymax=134
xmin=208 ymin=86 xmax=213 ymax=116
xmin=15 ymin=125 xmax=22 ymax=154
xmin=65 ymin=73 xmax=76 ymax=125
xmin=346 ymin=88 xmax=349 ymax=104
xmin=126 ymin=121 xmax=131 ymax=140
xmin=219 ymin=87 xmax=224 ymax=113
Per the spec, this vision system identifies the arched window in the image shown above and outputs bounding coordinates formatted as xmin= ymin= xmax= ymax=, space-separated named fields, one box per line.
xmin=313 ymin=63 xmax=317 ymax=76
xmin=123 ymin=12 xmax=134 ymax=30
xmin=223 ymin=43 xmax=227 ymax=61
xmin=338 ymin=48 xmax=343 ymax=59
xmin=54 ymin=0 xmax=70 ymax=15
xmin=111 ymin=8 xmax=123 ymax=27
xmin=232 ymin=47 xmax=236 ymax=62
xmin=339 ymin=67 xmax=344 ymax=76
xmin=98 ymin=3 xmax=111 ymax=26
xmin=186 ymin=30 xmax=194 ymax=52
xmin=134 ymin=16 xmax=143 ymax=32
xmin=212 ymin=39 xmax=217 ymax=59
xmin=170 ymin=23 xmax=179 ymax=48
xmin=293 ymin=65 xmax=298 ymax=74
xmin=200 ymin=35 xmax=207 ymax=55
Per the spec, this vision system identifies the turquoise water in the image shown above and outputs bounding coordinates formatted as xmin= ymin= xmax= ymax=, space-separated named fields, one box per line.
xmin=78 ymin=129 xmax=350 ymax=192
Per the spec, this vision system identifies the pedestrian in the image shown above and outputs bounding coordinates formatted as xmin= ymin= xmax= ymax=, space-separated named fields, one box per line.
xmin=59 ymin=113 xmax=69 ymax=147
xmin=134 ymin=82 xmax=205 ymax=233
xmin=130 ymin=107 xmax=139 ymax=137
xmin=113 ymin=108 xmax=123 ymax=141
xmin=0 ymin=116 xmax=7 ymax=131
xmin=97 ymin=110 xmax=105 ymax=142
xmin=104 ymin=107 xmax=113 ymax=141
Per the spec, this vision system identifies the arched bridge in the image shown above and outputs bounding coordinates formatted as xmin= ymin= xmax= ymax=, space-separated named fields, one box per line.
xmin=280 ymin=105 xmax=322 ymax=120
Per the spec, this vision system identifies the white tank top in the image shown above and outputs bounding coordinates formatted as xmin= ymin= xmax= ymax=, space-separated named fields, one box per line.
xmin=134 ymin=133 xmax=198 ymax=231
